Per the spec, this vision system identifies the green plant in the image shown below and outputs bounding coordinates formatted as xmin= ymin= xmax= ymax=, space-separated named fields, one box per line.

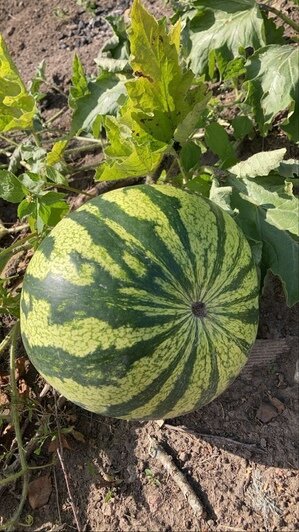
xmin=144 ymin=468 xmax=161 ymax=487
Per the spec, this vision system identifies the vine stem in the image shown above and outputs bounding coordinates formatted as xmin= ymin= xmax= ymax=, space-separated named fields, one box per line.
xmin=259 ymin=3 xmax=299 ymax=33
xmin=0 ymin=133 xmax=19 ymax=148
xmin=0 ymin=322 xmax=29 ymax=531
xmin=45 ymin=108 xmax=66 ymax=126
xmin=64 ymin=143 xmax=102 ymax=156
xmin=46 ymin=183 xmax=94 ymax=198
xmin=0 ymin=332 xmax=13 ymax=358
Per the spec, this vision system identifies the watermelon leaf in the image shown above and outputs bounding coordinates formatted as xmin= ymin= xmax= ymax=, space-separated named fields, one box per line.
xmin=245 ymin=45 xmax=299 ymax=141
xmin=70 ymin=72 xmax=126 ymax=135
xmin=227 ymin=151 xmax=299 ymax=306
xmin=205 ymin=122 xmax=237 ymax=169
xmin=96 ymin=0 xmax=209 ymax=181
xmin=0 ymin=35 xmax=37 ymax=132
xmin=229 ymin=149 xmax=287 ymax=178
xmin=231 ymin=115 xmax=254 ymax=141
xmin=183 ymin=0 xmax=266 ymax=76
xmin=95 ymin=117 xmax=166 ymax=181
xmin=0 ymin=170 xmax=25 ymax=203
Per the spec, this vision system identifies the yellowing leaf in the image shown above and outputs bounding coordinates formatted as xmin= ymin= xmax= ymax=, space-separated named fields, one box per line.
xmin=96 ymin=0 xmax=209 ymax=181
xmin=0 ymin=34 xmax=36 ymax=132
xmin=46 ymin=140 xmax=68 ymax=166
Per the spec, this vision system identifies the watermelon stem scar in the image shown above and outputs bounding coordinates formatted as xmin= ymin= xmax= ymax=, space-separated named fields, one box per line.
xmin=191 ymin=301 xmax=207 ymax=319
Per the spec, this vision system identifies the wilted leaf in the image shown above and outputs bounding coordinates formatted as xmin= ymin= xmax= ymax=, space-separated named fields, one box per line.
xmin=256 ymin=402 xmax=278 ymax=423
xmin=15 ymin=356 xmax=29 ymax=379
xmin=28 ymin=475 xmax=52 ymax=509
xmin=18 ymin=378 xmax=29 ymax=397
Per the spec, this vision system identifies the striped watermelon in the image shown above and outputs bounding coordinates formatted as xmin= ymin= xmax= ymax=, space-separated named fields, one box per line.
xmin=20 ymin=185 xmax=259 ymax=420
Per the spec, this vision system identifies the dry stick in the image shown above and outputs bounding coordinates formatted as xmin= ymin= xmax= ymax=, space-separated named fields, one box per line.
xmin=164 ymin=424 xmax=264 ymax=451
xmin=149 ymin=437 xmax=205 ymax=519
xmin=0 ymin=322 xmax=29 ymax=532
xmin=53 ymin=460 xmax=63 ymax=525
xmin=54 ymin=395 xmax=82 ymax=532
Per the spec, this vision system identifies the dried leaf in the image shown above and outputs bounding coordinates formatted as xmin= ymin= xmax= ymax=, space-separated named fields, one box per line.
xmin=48 ymin=434 xmax=71 ymax=453
xmin=0 ymin=371 xmax=9 ymax=386
xmin=70 ymin=429 xmax=85 ymax=443
xmin=0 ymin=391 xmax=9 ymax=405
xmin=15 ymin=356 xmax=29 ymax=379
xmin=28 ymin=475 xmax=52 ymax=509
xmin=18 ymin=378 xmax=29 ymax=397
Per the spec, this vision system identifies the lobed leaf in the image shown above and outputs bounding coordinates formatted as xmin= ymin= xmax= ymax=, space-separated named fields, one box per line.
xmin=0 ymin=34 xmax=36 ymax=131
xmin=245 ymin=45 xmax=299 ymax=141
xmin=183 ymin=0 xmax=266 ymax=77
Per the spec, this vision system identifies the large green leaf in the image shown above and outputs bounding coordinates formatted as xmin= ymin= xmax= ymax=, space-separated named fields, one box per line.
xmin=70 ymin=72 xmax=126 ymax=135
xmin=229 ymin=149 xmax=286 ymax=179
xmin=184 ymin=0 xmax=266 ymax=76
xmin=205 ymin=122 xmax=237 ymax=169
xmin=227 ymin=152 xmax=299 ymax=306
xmin=0 ymin=34 xmax=36 ymax=131
xmin=245 ymin=45 xmax=299 ymax=140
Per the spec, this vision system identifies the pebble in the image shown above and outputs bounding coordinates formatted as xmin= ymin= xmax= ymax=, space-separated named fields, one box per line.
xmin=260 ymin=437 xmax=267 ymax=448
xmin=179 ymin=451 xmax=189 ymax=462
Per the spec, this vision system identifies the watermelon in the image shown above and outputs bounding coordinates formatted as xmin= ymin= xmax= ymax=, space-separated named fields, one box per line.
xmin=20 ymin=185 xmax=259 ymax=420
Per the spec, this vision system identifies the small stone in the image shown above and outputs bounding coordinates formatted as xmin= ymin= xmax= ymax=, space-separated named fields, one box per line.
xmin=179 ymin=451 xmax=189 ymax=462
xmin=260 ymin=437 xmax=267 ymax=448
xmin=207 ymin=520 xmax=215 ymax=528
xmin=103 ymin=504 xmax=112 ymax=516
xmin=256 ymin=402 xmax=278 ymax=423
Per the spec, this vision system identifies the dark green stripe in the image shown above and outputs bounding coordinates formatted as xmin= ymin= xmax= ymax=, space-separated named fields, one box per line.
xmin=200 ymin=201 xmax=228 ymax=299
xmin=147 ymin=320 xmax=200 ymax=419
xmin=193 ymin=326 xmax=219 ymax=409
xmin=212 ymin=306 xmax=259 ymax=325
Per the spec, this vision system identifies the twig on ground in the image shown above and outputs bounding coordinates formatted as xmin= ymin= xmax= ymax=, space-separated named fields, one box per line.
xmin=54 ymin=395 xmax=82 ymax=532
xmin=53 ymin=461 xmax=63 ymax=526
xmin=149 ymin=437 xmax=205 ymax=519
xmin=56 ymin=449 xmax=82 ymax=532
xmin=164 ymin=424 xmax=264 ymax=451
xmin=0 ymin=322 xmax=29 ymax=532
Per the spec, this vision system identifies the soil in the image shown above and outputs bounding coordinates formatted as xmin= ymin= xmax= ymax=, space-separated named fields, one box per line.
xmin=0 ymin=1 xmax=299 ymax=531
